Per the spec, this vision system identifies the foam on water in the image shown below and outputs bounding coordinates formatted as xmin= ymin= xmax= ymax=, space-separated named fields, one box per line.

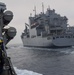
xmin=8 ymin=45 xmax=74 ymax=55
xmin=14 ymin=67 xmax=43 ymax=75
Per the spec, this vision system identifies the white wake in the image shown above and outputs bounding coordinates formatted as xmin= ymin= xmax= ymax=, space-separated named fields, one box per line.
xmin=14 ymin=67 xmax=43 ymax=75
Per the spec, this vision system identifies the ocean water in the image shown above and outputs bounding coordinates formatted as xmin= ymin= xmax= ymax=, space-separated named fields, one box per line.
xmin=7 ymin=44 xmax=74 ymax=75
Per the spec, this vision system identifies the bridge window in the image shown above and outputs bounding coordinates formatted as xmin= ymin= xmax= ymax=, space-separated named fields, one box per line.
xmin=53 ymin=37 xmax=55 ymax=39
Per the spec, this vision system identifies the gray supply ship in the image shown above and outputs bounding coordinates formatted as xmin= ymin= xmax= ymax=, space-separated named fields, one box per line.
xmin=21 ymin=6 xmax=74 ymax=48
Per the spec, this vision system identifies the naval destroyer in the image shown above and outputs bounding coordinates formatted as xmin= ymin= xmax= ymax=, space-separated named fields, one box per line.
xmin=21 ymin=6 xmax=74 ymax=48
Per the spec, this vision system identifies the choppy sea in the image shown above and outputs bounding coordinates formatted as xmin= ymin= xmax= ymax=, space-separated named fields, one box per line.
xmin=7 ymin=44 xmax=74 ymax=75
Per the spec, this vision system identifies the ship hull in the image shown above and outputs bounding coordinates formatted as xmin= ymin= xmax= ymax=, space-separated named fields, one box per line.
xmin=21 ymin=36 xmax=74 ymax=48
xmin=22 ymin=37 xmax=53 ymax=48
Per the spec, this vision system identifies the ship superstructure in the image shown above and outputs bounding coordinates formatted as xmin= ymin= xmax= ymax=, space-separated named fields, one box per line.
xmin=21 ymin=6 xmax=74 ymax=48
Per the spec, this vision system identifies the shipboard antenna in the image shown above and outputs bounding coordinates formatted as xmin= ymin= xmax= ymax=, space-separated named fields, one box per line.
xmin=48 ymin=5 xmax=50 ymax=10
xmin=42 ymin=2 xmax=44 ymax=14
xmin=33 ymin=6 xmax=36 ymax=16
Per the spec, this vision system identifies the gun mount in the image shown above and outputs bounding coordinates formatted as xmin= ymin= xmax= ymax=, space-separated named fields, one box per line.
xmin=0 ymin=2 xmax=17 ymax=75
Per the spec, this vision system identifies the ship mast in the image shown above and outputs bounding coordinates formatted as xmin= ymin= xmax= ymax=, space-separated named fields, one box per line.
xmin=33 ymin=6 xmax=36 ymax=16
xmin=48 ymin=5 xmax=50 ymax=10
xmin=42 ymin=2 xmax=44 ymax=14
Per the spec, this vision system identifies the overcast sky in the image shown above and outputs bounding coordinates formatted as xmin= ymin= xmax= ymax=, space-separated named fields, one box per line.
xmin=0 ymin=0 xmax=74 ymax=45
